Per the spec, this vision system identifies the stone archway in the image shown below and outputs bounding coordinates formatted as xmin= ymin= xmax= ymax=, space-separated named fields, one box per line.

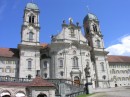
xmin=15 ymin=92 xmax=26 ymax=97
xmin=0 ymin=90 xmax=11 ymax=97
xmin=1 ymin=91 xmax=11 ymax=97
xmin=37 ymin=93 xmax=47 ymax=97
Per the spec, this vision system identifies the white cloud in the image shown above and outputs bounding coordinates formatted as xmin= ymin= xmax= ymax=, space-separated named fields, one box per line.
xmin=106 ymin=35 xmax=130 ymax=56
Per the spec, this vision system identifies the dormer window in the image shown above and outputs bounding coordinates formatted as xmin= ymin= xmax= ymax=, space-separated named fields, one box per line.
xmin=29 ymin=32 xmax=33 ymax=41
xmin=70 ymin=28 xmax=75 ymax=37
xmin=93 ymin=24 xmax=97 ymax=32
xmin=29 ymin=15 xmax=35 ymax=23
xmin=59 ymin=60 xmax=63 ymax=67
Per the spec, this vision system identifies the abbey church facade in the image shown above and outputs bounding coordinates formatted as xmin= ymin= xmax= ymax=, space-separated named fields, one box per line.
xmin=0 ymin=2 xmax=130 ymax=97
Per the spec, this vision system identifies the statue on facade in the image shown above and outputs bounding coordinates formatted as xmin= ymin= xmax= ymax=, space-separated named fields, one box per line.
xmin=84 ymin=65 xmax=90 ymax=77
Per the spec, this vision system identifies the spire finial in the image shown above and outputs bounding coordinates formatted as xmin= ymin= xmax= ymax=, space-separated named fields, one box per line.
xmin=86 ymin=5 xmax=90 ymax=13
xmin=69 ymin=17 xmax=73 ymax=24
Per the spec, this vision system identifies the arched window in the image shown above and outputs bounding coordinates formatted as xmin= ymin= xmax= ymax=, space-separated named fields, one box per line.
xmin=102 ymin=75 xmax=106 ymax=80
xmin=59 ymin=60 xmax=63 ymax=67
xmin=28 ymin=60 xmax=32 ymax=70
xmin=96 ymin=40 xmax=100 ymax=48
xmin=73 ymin=50 xmax=76 ymax=55
xmin=122 ymin=77 xmax=125 ymax=81
xmin=29 ymin=16 xmax=32 ymax=23
xmin=73 ymin=56 xmax=78 ymax=67
xmin=112 ymin=69 xmax=115 ymax=74
xmin=37 ymin=93 xmax=47 ymax=97
xmin=43 ymin=61 xmax=47 ymax=69
xmin=93 ymin=24 xmax=97 ymax=32
xmin=1 ymin=91 xmax=11 ymax=97
xmin=29 ymin=15 xmax=35 ymax=23
xmin=16 ymin=92 xmax=25 ymax=97
xmin=44 ymin=73 xmax=47 ymax=78
xmin=116 ymin=70 xmax=119 ymax=74
xmin=100 ymin=62 xmax=105 ymax=72
xmin=28 ymin=74 xmax=31 ymax=80
xmin=32 ymin=16 xmax=34 ymax=23
xmin=60 ymin=71 xmax=64 ymax=76
xmin=110 ymin=70 xmax=112 ymax=74
xmin=29 ymin=32 xmax=33 ymax=41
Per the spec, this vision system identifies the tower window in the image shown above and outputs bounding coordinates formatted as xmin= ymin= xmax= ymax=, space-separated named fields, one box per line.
xmin=73 ymin=56 xmax=78 ymax=67
xmin=100 ymin=62 xmax=105 ymax=72
xmin=29 ymin=32 xmax=33 ymax=41
xmin=32 ymin=16 xmax=34 ymax=23
xmin=93 ymin=24 xmax=97 ymax=32
xmin=44 ymin=73 xmax=47 ymax=78
xmin=29 ymin=15 xmax=35 ymax=23
xmin=96 ymin=40 xmax=100 ymax=48
xmin=28 ymin=61 xmax=32 ymax=70
xmin=43 ymin=61 xmax=47 ymax=69
xmin=60 ymin=71 xmax=64 ymax=76
xmin=28 ymin=74 xmax=32 ymax=80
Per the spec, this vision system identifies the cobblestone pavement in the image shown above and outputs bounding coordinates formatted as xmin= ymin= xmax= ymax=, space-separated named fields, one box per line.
xmin=89 ymin=86 xmax=130 ymax=97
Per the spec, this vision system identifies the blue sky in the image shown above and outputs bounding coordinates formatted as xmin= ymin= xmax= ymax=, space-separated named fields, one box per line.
xmin=0 ymin=0 xmax=130 ymax=55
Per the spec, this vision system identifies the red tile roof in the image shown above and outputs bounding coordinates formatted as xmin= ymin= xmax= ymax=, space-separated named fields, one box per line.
xmin=28 ymin=76 xmax=54 ymax=87
xmin=0 ymin=82 xmax=28 ymax=86
xmin=40 ymin=43 xmax=48 ymax=49
xmin=0 ymin=76 xmax=54 ymax=87
xmin=0 ymin=48 xmax=19 ymax=58
xmin=108 ymin=55 xmax=130 ymax=63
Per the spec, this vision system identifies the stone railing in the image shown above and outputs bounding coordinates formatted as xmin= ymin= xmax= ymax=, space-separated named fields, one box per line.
xmin=66 ymin=91 xmax=85 ymax=97
xmin=0 ymin=76 xmax=32 ymax=82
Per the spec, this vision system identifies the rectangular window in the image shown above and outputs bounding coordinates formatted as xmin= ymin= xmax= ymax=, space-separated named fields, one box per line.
xmin=28 ymin=61 xmax=32 ymax=70
xmin=29 ymin=32 xmax=33 ymax=41
xmin=60 ymin=60 xmax=63 ymax=67
xmin=2 ymin=60 xmax=5 ymax=64
xmin=0 ymin=68 xmax=2 ymax=72
xmin=6 ymin=66 xmax=11 ymax=73
xmin=43 ymin=61 xmax=47 ymax=69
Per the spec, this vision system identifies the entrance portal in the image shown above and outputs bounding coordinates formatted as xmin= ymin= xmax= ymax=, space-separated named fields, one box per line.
xmin=74 ymin=76 xmax=80 ymax=85
xmin=37 ymin=94 xmax=47 ymax=97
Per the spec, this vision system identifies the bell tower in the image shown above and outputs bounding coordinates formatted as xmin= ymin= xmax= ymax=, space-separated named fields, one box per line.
xmin=83 ymin=13 xmax=110 ymax=88
xmin=18 ymin=3 xmax=41 ymax=79
xmin=21 ymin=2 xmax=40 ymax=45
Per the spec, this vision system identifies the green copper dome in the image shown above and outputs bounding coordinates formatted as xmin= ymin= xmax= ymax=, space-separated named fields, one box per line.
xmin=26 ymin=3 xmax=39 ymax=10
xmin=87 ymin=13 xmax=98 ymax=20
xmin=83 ymin=13 xmax=98 ymax=24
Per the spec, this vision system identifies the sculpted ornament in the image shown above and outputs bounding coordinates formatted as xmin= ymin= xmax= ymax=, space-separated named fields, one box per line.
xmin=84 ymin=65 xmax=90 ymax=77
